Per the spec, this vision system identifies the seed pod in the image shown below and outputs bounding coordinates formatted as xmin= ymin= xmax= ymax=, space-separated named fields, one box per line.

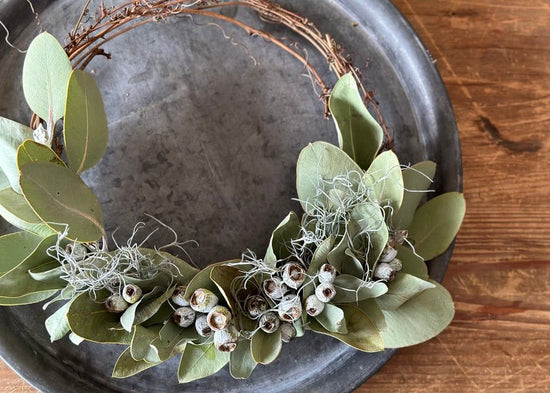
xmin=305 ymin=294 xmax=325 ymax=316
xmin=105 ymin=294 xmax=128 ymax=313
xmin=388 ymin=258 xmax=403 ymax=272
xmin=190 ymin=288 xmax=219 ymax=312
xmin=278 ymin=294 xmax=302 ymax=322
xmin=379 ymin=245 xmax=398 ymax=263
xmin=263 ymin=277 xmax=287 ymax=300
xmin=374 ymin=262 xmax=397 ymax=281
xmin=173 ymin=306 xmax=196 ymax=328
xmin=315 ymin=282 xmax=336 ymax=303
xmin=245 ymin=295 xmax=268 ymax=319
xmin=65 ymin=243 xmax=88 ymax=260
xmin=259 ymin=311 xmax=280 ymax=333
xmin=207 ymin=305 xmax=232 ymax=331
xmin=195 ymin=315 xmax=214 ymax=337
xmin=281 ymin=262 xmax=306 ymax=289
xmin=214 ymin=324 xmax=239 ymax=352
xmin=318 ymin=263 xmax=337 ymax=283
xmin=122 ymin=284 xmax=142 ymax=304
xmin=171 ymin=285 xmax=189 ymax=306
xmin=280 ymin=322 xmax=297 ymax=343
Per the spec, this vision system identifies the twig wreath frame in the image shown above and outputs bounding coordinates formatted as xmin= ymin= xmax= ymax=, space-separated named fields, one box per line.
xmin=0 ymin=0 xmax=465 ymax=384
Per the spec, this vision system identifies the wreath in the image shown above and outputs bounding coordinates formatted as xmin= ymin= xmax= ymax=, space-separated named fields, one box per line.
xmin=0 ymin=0 xmax=465 ymax=384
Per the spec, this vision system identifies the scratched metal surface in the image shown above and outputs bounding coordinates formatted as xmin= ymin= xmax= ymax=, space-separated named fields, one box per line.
xmin=0 ymin=0 xmax=461 ymax=392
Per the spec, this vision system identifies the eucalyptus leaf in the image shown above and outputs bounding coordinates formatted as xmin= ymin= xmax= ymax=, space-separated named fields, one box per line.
xmin=264 ymin=211 xmax=301 ymax=264
xmin=361 ymin=150 xmax=404 ymax=213
xmin=342 ymin=248 xmax=365 ymax=278
xmin=45 ymin=300 xmax=72 ymax=342
xmin=392 ymin=161 xmax=436 ymax=229
xmin=177 ymin=343 xmax=230 ymax=383
xmin=20 ymin=161 xmax=104 ymax=242
xmin=142 ymin=302 xmax=173 ymax=327
xmin=0 ymin=170 xmax=8 ymax=190
xmin=329 ymin=73 xmax=383 ymax=169
xmin=315 ymin=303 xmax=347 ymax=334
xmin=375 ymin=273 xmax=435 ymax=310
xmin=130 ymin=325 xmax=162 ymax=361
xmin=22 ymin=32 xmax=72 ymax=124
xmin=0 ymin=290 xmax=58 ymax=306
xmin=210 ymin=265 xmax=242 ymax=327
xmin=69 ymin=332 xmax=84 ymax=346
xmin=152 ymin=321 xmax=199 ymax=362
xmin=28 ymin=260 xmax=64 ymax=283
xmin=407 ymin=192 xmax=466 ymax=260
xmin=0 ymin=187 xmax=56 ymax=236
xmin=132 ymin=286 xmax=172 ymax=327
xmin=296 ymin=141 xmax=362 ymax=213
xmin=112 ymin=348 xmax=160 ymax=379
xmin=230 ymin=339 xmax=257 ymax=379
xmin=0 ymin=231 xmax=43 ymax=277
xmin=396 ymin=244 xmax=428 ymax=280
xmin=332 ymin=274 xmax=387 ymax=303
xmin=250 ymin=329 xmax=282 ymax=365
xmin=0 ymin=117 xmax=33 ymax=192
xmin=356 ymin=298 xmax=387 ymax=332
xmin=327 ymin=221 xmax=360 ymax=272
xmin=64 ymin=70 xmax=109 ymax=174
xmin=381 ymin=280 xmax=454 ymax=348
xmin=17 ymin=139 xmax=65 ymax=169
xmin=350 ymin=202 xmax=388 ymax=265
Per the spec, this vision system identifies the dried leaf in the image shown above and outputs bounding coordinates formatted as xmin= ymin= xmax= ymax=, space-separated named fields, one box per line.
xmin=375 ymin=273 xmax=435 ymax=310
xmin=177 ymin=343 xmax=229 ymax=383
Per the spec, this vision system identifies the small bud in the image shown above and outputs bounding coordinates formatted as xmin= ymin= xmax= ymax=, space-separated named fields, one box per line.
xmin=207 ymin=305 xmax=232 ymax=331
xmin=374 ymin=262 xmax=397 ymax=281
xmin=277 ymin=294 xmax=302 ymax=322
xmin=390 ymin=230 xmax=408 ymax=247
xmin=214 ymin=324 xmax=239 ymax=352
xmin=122 ymin=284 xmax=142 ymax=304
xmin=263 ymin=277 xmax=288 ymax=300
xmin=379 ymin=245 xmax=398 ymax=263
xmin=65 ymin=243 xmax=88 ymax=260
xmin=245 ymin=295 xmax=268 ymax=319
xmin=173 ymin=306 xmax=196 ymax=328
xmin=259 ymin=311 xmax=280 ymax=333
xmin=280 ymin=322 xmax=297 ymax=343
xmin=171 ymin=285 xmax=189 ymax=306
xmin=388 ymin=258 xmax=402 ymax=272
xmin=318 ymin=264 xmax=337 ymax=283
xmin=190 ymin=288 xmax=219 ymax=312
xmin=105 ymin=294 xmax=128 ymax=313
xmin=315 ymin=282 xmax=336 ymax=303
xmin=281 ymin=262 xmax=306 ymax=289
xmin=305 ymin=294 xmax=325 ymax=316
xmin=195 ymin=315 xmax=214 ymax=337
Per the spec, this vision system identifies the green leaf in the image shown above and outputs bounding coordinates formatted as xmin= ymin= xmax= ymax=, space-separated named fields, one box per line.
xmin=315 ymin=303 xmax=347 ymax=334
xmin=350 ymin=202 xmax=388 ymax=265
xmin=376 ymin=273 xmax=435 ymax=310
xmin=250 ymin=329 xmax=282 ymax=365
xmin=130 ymin=325 xmax=162 ymax=361
xmin=210 ymin=265 xmax=242 ymax=327
xmin=112 ymin=348 xmax=160 ymax=379
xmin=396 ymin=244 xmax=428 ymax=280
xmin=309 ymin=304 xmax=383 ymax=352
xmin=45 ymin=300 xmax=73 ymax=342
xmin=0 ymin=187 xmax=55 ymax=237
xmin=67 ymin=291 xmax=132 ymax=344
xmin=327 ymin=221 xmax=360 ymax=272
xmin=0 ymin=290 xmax=58 ymax=306
xmin=0 ymin=170 xmax=8 ymax=190
xmin=0 ymin=117 xmax=33 ymax=192
xmin=342 ymin=248 xmax=365 ymax=278
xmin=407 ymin=192 xmax=466 ymax=260
xmin=22 ymin=32 xmax=72 ymax=124
xmin=69 ymin=332 xmax=84 ymax=345
xmin=361 ymin=150 xmax=404 ymax=213
xmin=0 ymin=231 xmax=43 ymax=278
xmin=17 ymin=140 xmax=65 ymax=169
xmin=177 ymin=343 xmax=230 ymax=383
xmin=332 ymin=274 xmax=387 ymax=303
xmin=356 ymin=298 xmax=386 ymax=332
xmin=20 ymin=161 xmax=104 ymax=242
xmin=28 ymin=260 xmax=64 ymax=283
xmin=296 ymin=141 xmax=362 ymax=213
xmin=381 ymin=280 xmax=454 ymax=348
xmin=230 ymin=339 xmax=257 ymax=379
xmin=392 ymin=161 xmax=436 ymax=229
xmin=133 ymin=286 xmax=174 ymax=326
xmin=264 ymin=212 xmax=301 ymax=264
xmin=328 ymin=73 xmax=383 ymax=170
xmin=152 ymin=321 xmax=199 ymax=362
xmin=64 ymin=70 xmax=108 ymax=174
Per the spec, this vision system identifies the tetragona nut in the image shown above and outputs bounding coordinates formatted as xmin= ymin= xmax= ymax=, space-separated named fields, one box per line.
xmin=281 ymin=262 xmax=306 ymax=289
xmin=263 ymin=277 xmax=288 ymax=300
xmin=207 ymin=305 xmax=232 ymax=331
xmin=280 ymin=322 xmax=297 ymax=343
xmin=318 ymin=264 xmax=337 ymax=283
xmin=105 ymin=294 xmax=128 ymax=313
xmin=374 ymin=262 xmax=397 ymax=281
xmin=122 ymin=284 xmax=142 ymax=304
xmin=245 ymin=295 xmax=268 ymax=319
xmin=379 ymin=245 xmax=398 ymax=263
xmin=277 ymin=294 xmax=302 ymax=322
xmin=214 ymin=324 xmax=239 ymax=352
xmin=195 ymin=315 xmax=214 ymax=337
xmin=171 ymin=285 xmax=189 ymax=306
xmin=173 ymin=306 xmax=196 ymax=328
xmin=259 ymin=311 xmax=280 ymax=333
xmin=388 ymin=258 xmax=403 ymax=272
xmin=190 ymin=288 xmax=219 ymax=312
xmin=315 ymin=282 xmax=336 ymax=303
xmin=305 ymin=294 xmax=325 ymax=316
xmin=65 ymin=243 xmax=88 ymax=260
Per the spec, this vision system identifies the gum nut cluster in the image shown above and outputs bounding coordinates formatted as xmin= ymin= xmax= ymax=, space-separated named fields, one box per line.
xmin=171 ymin=285 xmax=238 ymax=352
xmin=305 ymin=263 xmax=337 ymax=317
xmin=373 ymin=237 xmax=405 ymax=281
xmin=105 ymin=283 xmax=144 ymax=313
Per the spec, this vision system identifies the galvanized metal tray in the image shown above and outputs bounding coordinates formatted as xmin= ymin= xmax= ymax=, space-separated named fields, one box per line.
xmin=0 ymin=0 xmax=461 ymax=392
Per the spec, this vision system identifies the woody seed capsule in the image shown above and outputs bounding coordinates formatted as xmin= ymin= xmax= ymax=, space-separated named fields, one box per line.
xmin=173 ymin=306 xmax=196 ymax=328
xmin=105 ymin=294 xmax=128 ymax=313
xmin=214 ymin=324 xmax=239 ymax=352
xmin=379 ymin=245 xmax=398 ymax=263
xmin=190 ymin=288 xmax=219 ymax=312
xmin=280 ymin=322 xmax=297 ymax=343
xmin=281 ymin=262 xmax=306 ymax=289
xmin=245 ymin=295 xmax=268 ymax=318
xmin=122 ymin=284 xmax=142 ymax=304
xmin=207 ymin=305 xmax=232 ymax=331
xmin=259 ymin=311 xmax=280 ymax=333
xmin=263 ymin=277 xmax=288 ymax=300
xmin=315 ymin=282 xmax=336 ymax=303
xmin=195 ymin=315 xmax=214 ymax=337
xmin=171 ymin=285 xmax=190 ymax=306
xmin=388 ymin=258 xmax=403 ymax=272
xmin=305 ymin=294 xmax=325 ymax=316
xmin=318 ymin=263 xmax=337 ymax=283
xmin=374 ymin=262 xmax=397 ymax=281
xmin=277 ymin=294 xmax=302 ymax=322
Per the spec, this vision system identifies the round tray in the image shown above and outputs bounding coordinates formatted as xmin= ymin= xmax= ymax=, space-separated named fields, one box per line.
xmin=0 ymin=0 xmax=461 ymax=392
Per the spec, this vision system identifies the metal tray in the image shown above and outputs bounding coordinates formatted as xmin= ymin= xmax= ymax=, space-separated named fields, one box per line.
xmin=0 ymin=0 xmax=462 ymax=392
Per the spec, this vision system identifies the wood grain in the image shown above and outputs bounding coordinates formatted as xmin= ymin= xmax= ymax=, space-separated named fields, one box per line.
xmin=1 ymin=0 xmax=549 ymax=392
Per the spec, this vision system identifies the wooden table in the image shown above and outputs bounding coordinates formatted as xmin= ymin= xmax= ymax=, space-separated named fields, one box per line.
xmin=1 ymin=0 xmax=549 ymax=391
